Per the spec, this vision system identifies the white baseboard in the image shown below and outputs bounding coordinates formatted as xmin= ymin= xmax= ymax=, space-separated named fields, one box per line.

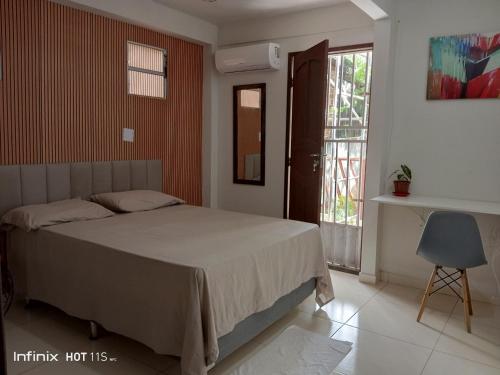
xmin=379 ymin=271 xmax=425 ymax=290
xmin=358 ymin=272 xmax=377 ymax=284
xmin=380 ymin=270 xmax=500 ymax=306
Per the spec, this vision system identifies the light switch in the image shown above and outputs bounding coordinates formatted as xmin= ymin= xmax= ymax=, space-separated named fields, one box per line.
xmin=123 ymin=128 xmax=134 ymax=143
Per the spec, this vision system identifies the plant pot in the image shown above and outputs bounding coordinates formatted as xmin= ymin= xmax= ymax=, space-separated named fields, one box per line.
xmin=393 ymin=180 xmax=410 ymax=197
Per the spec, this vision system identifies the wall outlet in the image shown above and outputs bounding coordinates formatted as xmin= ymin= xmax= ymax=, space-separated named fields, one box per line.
xmin=122 ymin=128 xmax=134 ymax=142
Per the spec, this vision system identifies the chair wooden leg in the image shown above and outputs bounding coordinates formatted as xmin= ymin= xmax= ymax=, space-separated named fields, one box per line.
xmin=463 ymin=269 xmax=473 ymax=316
xmin=461 ymin=271 xmax=471 ymax=333
xmin=417 ymin=266 xmax=438 ymax=322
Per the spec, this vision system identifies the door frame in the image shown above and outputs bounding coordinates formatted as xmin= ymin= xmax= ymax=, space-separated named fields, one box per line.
xmin=283 ymin=43 xmax=374 ymax=219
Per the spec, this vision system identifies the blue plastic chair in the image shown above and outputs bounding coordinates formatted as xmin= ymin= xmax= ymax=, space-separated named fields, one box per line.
xmin=416 ymin=211 xmax=487 ymax=333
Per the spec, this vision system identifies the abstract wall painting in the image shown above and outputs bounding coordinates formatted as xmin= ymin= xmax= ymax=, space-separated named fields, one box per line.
xmin=427 ymin=31 xmax=500 ymax=100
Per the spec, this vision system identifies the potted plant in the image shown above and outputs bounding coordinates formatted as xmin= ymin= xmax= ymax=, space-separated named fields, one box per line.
xmin=390 ymin=164 xmax=412 ymax=197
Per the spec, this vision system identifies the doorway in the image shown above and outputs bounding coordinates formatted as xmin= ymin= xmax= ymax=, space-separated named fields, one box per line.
xmin=284 ymin=43 xmax=373 ymax=273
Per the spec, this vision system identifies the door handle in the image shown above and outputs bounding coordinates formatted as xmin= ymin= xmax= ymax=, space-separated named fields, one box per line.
xmin=312 ymin=159 xmax=320 ymax=172
xmin=309 ymin=153 xmax=326 ymax=172
xmin=309 ymin=153 xmax=327 ymax=158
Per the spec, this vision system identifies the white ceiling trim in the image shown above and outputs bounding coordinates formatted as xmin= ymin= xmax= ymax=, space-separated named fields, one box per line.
xmin=56 ymin=0 xmax=218 ymax=45
xmin=350 ymin=0 xmax=389 ymax=20
xmin=154 ymin=0 xmax=349 ymax=24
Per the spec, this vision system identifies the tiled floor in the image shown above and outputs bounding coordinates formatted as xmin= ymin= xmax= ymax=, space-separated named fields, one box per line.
xmin=4 ymin=270 xmax=500 ymax=375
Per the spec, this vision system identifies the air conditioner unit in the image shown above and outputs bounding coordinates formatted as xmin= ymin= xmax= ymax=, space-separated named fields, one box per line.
xmin=215 ymin=43 xmax=280 ymax=74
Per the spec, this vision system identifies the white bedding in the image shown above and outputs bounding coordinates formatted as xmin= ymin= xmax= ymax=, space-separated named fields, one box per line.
xmin=9 ymin=205 xmax=334 ymax=375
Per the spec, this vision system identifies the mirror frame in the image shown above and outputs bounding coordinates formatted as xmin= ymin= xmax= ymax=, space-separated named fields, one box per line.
xmin=233 ymin=83 xmax=266 ymax=186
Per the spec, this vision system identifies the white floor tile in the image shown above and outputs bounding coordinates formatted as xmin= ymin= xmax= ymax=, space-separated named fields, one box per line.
xmin=435 ymin=314 xmax=500 ymax=369
xmin=329 ymin=270 xmax=386 ymax=298
xmin=299 ymin=271 xmax=385 ymax=324
xmin=377 ymin=284 xmax=457 ymax=313
xmin=5 ymin=278 xmax=499 ymax=375
xmin=5 ymin=321 xmax=60 ymax=375
xmin=4 ymin=299 xmax=50 ymax=327
xmin=332 ymin=324 xmax=431 ymax=375
xmin=207 ymin=338 xmax=267 ymax=375
xmin=422 ymin=351 xmax=500 ymax=375
xmin=256 ymin=309 xmax=343 ymax=345
xmin=45 ymin=329 xmax=179 ymax=373
xmin=345 ymin=284 xmax=457 ymax=349
xmin=4 ymin=312 xmax=90 ymax=375
xmin=89 ymin=334 xmax=178 ymax=372
xmin=210 ymin=310 xmax=343 ymax=375
xmin=21 ymin=355 xmax=160 ymax=375
xmin=450 ymin=299 xmax=500 ymax=329
xmin=5 ymin=304 xmax=175 ymax=374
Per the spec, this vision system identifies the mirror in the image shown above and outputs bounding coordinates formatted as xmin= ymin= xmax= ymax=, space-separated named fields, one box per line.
xmin=233 ymin=84 xmax=266 ymax=185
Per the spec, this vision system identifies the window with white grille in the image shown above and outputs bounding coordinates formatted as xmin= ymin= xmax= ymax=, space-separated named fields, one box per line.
xmin=321 ymin=47 xmax=373 ymax=272
xmin=127 ymin=41 xmax=167 ymax=98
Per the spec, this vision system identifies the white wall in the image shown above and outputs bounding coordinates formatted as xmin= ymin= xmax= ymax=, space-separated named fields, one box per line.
xmin=57 ymin=0 xmax=218 ymax=45
xmin=217 ymin=3 xmax=374 ymax=217
xmin=379 ymin=0 xmax=500 ymax=303
xmin=388 ymin=0 xmax=500 ymax=201
xmin=219 ymin=3 xmax=374 ymax=46
xmin=359 ymin=14 xmax=397 ymax=283
xmin=202 ymin=44 xmax=220 ymax=208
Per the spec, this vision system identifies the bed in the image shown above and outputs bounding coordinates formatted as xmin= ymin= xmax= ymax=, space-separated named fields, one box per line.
xmin=0 ymin=160 xmax=334 ymax=375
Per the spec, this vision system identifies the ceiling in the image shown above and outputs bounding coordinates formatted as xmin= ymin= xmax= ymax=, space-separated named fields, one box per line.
xmin=154 ymin=0 xmax=349 ymax=24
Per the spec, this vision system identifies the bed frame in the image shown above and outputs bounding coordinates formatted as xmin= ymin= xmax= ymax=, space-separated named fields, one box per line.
xmin=0 ymin=160 xmax=163 ymax=216
xmin=0 ymin=160 xmax=316 ymax=365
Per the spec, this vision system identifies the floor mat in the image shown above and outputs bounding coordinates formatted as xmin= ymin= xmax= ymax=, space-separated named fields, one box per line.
xmin=228 ymin=325 xmax=352 ymax=375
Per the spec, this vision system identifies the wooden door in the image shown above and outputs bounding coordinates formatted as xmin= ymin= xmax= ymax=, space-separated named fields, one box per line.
xmin=288 ymin=40 xmax=329 ymax=224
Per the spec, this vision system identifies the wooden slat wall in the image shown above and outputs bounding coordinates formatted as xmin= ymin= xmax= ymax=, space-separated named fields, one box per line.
xmin=0 ymin=0 xmax=203 ymax=204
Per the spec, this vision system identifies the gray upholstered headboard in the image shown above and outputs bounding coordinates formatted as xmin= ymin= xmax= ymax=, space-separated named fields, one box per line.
xmin=0 ymin=160 xmax=162 ymax=217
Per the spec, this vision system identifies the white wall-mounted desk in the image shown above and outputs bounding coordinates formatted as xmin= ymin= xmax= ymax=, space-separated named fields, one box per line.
xmin=372 ymin=194 xmax=500 ymax=216
xmin=371 ymin=195 xmax=500 ymax=305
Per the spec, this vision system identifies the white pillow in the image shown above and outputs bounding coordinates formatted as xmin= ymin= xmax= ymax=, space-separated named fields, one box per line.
xmin=1 ymin=198 xmax=115 ymax=231
xmin=90 ymin=190 xmax=184 ymax=213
